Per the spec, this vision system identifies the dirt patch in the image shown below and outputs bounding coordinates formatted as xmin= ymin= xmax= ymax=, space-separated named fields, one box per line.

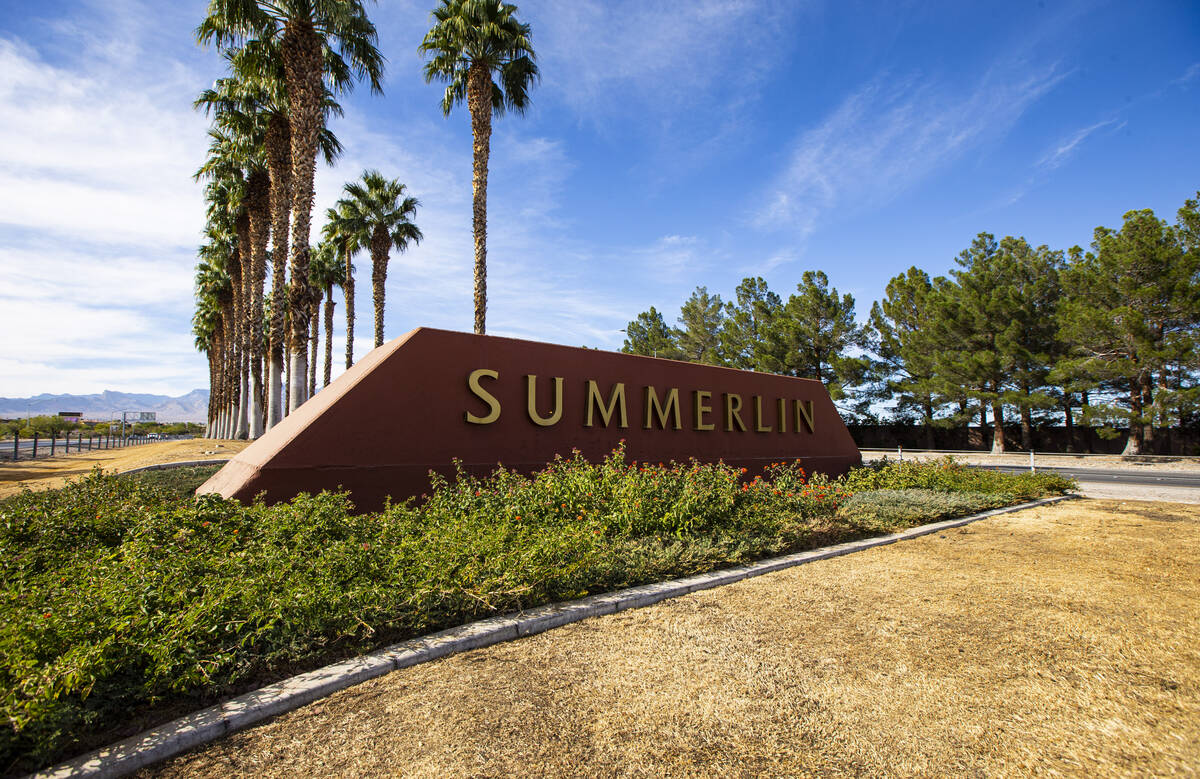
xmin=145 ymin=499 xmax=1200 ymax=777
xmin=0 ymin=439 xmax=248 ymax=499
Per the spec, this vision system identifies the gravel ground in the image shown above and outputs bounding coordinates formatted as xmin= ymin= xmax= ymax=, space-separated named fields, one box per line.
xmin=144 ymin=499 xmax=1200 ymax=778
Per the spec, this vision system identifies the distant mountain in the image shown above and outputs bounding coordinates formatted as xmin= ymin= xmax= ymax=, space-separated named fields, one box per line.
xmin=0 ymin=389 xmax=209 ymax=422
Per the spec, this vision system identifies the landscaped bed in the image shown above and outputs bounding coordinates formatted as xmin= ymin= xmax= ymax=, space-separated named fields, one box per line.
xmin=0 ymin=449 xmax=1072 ymax=775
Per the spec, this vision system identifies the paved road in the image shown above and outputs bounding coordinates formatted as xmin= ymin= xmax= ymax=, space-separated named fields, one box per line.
xmin=978 ymin=464 xmax=1200 ymax=488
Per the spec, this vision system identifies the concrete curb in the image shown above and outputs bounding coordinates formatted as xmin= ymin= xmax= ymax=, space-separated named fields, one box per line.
xmin=30 ymin=494 xmax=1076 ymax=778
xmin=117 ymin=460 xmax=230 ymax=476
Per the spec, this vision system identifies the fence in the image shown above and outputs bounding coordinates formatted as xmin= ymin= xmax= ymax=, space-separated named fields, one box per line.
xmin=848 ymin=424 xmax=1200 ymax=455
xmin=0 ymin=433 xmax=171 ymax=463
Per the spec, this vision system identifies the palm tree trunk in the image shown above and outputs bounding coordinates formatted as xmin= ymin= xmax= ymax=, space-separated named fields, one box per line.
xmin=234 ymin=214 xmax=252 ymax=441
xmin=323 ymin=282 xmax=335 ymax=387
xmin=345 ymin=252 xmax=356 ymax=369
xmin=372 ymin=229 xmax=388 ymax=348
xmin=309 ymin=292 xmax=321 ymax=398
xmin=467 ymin=64 xmax=491 ymax=335
xmin=266 ymin=115 xmax=292 ymax=430
xmin=247 ymin=170 xmax=270 ymax=439
xmin=283 ymin=24 xmax=323 ymax=412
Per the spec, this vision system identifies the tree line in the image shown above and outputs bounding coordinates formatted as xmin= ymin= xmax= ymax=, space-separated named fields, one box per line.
xmin=622 ymin=194 xmax=1200 ymax=455
xmin=191 ymin=0 xmax=537 ymax=440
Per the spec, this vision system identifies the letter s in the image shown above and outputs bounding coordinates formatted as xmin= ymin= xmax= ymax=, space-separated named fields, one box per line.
xmin=465 ymin=369 xmax=501 ymax=424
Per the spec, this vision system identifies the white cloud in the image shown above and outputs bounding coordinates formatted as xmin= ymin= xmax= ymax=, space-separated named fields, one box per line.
xmin=754 ymin=62 xmax=1068 ymax=237
xmin=1037 ymin=118 xmax=1126 ymax=171
xmin=0 ymin=38 xmax=210 ymax=248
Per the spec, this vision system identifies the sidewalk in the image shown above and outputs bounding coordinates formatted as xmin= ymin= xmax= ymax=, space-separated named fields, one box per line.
xmin=143 ymin=499 xmax=1200 ymax=778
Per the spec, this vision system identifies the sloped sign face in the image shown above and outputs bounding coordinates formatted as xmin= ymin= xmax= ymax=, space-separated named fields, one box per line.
xmin=198 ymin=328 xmax=862 ymax=511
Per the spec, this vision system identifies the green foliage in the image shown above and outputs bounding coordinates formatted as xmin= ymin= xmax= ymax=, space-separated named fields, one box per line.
xmin=676 ymin=286 xmax=725 ymax=364
xmin=0 ymin=452 xmax=1068 ymax=771
xmin=418 ymin=0 xmax=539 ymax=118
xmin=834 ymin=457 xmax=1075 ymax=499
xmin=116 ymin=466 xmax=222 ymax=501
xmin=720 ymin=277 xmax=782 ymax=371
xmin=838 ymin=489 xmax=1010 ymax=532
xmin=621 ymin=306 xmax=682 ymax=360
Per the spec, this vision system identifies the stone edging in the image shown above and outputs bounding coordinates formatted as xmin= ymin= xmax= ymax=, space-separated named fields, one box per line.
xmin=30 ymin=494 xmax=1077 ymax=778
xmin=117 ymin=460 xmax=230 ymax=476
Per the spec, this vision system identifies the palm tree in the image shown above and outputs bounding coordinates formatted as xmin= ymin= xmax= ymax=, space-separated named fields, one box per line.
xmin=197 ymin=172 xmax=250 ymax=439
xmin=310 ymin=239 xmax=347 ymax=387
xmin=196 ymin=230 xmax=238 ymax=438
xmin=335 ymin=171 xmax=422 ymax=348
xmin=322 ymin=202 xmax=364 ymax=369
xmin=194 ymin=102 xmax=271 ymax=438
xmin=194 ymin=259 xmax=232 ymax=438
xmin=199 ymin=43 xmax=346 ymax=428
xmin=198 ymin=0 xmax=384 ymax=412
xmin=419 ymin=0 xmax=538 ymax=335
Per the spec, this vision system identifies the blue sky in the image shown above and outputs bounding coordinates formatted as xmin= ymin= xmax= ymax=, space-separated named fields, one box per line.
xmin=0 ymin=0 xmax=1196 ymax=397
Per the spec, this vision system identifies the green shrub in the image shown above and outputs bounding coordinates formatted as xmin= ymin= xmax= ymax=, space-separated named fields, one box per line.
xmin=838 ymin=489 xmax=1011 ymax=532
xmin=833 ymin=457 xmax=1075 ymax=498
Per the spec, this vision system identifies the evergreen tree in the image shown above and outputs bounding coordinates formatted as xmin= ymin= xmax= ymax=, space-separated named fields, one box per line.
xmin=676 ymin=287 xmax=725 ymax=364
xmin=621 ymin=306 xmax=682 ymax=359
xmin=765 ymin=271 xmax=866 ymax=406
xmin=1058 ymin=209 xmax=1199 ymax=453
xmin=867 ymin=267 xmax=945 ymax=444
xmin=720 ymin=276 xmax=781 ymax=371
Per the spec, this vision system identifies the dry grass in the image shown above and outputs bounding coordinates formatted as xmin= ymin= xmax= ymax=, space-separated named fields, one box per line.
xmin=0 ymin=439 xmax=248 ymax=499
xmin=143 ymin=499 xmax=1200 ymax=778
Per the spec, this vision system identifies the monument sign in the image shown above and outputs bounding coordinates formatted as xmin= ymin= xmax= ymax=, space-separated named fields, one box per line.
xmin=199 ymin=328 xmax=862 ymax=511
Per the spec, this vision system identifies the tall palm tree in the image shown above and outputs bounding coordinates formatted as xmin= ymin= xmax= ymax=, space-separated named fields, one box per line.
xmin=198 ymin=173 xmax=250 ymax=439
xmin=335 ymin=171 xmax=422 ymax=347
xmin=322 ymin=202 xmax=364 ymax=369
xmin=198 ymin=0 xmax=384 ymax=412
xmin=420 ymin=0 xmax=537 ymax=335
xmin=195 ymin=103 xmax=271 ymax=438
xmin=196 ymin=229 xmax=238 ymax=439
xmin=310 ymin=238 xmax=347 ymax=386
xmin=199 ymin=42 xmax=347 ymax=428
xmin=194 ymin=258 xmax=232 ymax=438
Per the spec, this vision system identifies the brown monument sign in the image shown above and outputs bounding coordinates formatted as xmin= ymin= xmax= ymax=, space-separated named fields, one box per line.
xmin=199 ymin=328 xmax=862 ymax=511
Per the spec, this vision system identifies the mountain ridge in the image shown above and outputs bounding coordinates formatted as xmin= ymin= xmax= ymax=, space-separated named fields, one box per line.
xmin=0 ymin=390 xmax=209 ymax=422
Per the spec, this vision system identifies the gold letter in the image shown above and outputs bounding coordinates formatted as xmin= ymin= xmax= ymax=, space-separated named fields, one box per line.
xmin=777 ymin=397 xmax=787 ymax=434
xmin=526 ymin=374 xmax=563 ymax=426
xmin=724 ymin=393 xmax=746 ymax=432
xmin=466 ymin=369 xmax=500 ymax=424
xmin=586 ymin=380 xmax=627 ymax=428
xmin=794 ymin=399 xmax=815 ymax=433
xmin=754 ymin=396 xmax=772 ymax=432
xmin=644 ymin=386 xmax=681 ymax=430
xmin=693 ymin=390 xmax=714 ymax=431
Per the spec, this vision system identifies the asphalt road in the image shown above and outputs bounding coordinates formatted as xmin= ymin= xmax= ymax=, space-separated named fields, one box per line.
xmin=979 ymin=464 xmax=1200 ymax=488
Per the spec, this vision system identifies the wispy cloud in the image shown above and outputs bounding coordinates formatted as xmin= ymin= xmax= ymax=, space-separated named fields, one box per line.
xmin=528 ymin=0 xmax=801 ymax=123
xmin=1173 ymin=62 xmax=1200 ymax=86
xmin=753 ymin=62 xmax=1067 ymax=236
xmin=1037 ymin=118 xmax=1126 ymax=171
xmin=0 ymin=38 xmax=210 ymax=247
